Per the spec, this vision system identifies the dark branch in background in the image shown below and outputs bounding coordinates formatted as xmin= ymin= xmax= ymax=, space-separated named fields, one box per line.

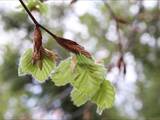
xmin=103 ymin=0 xmax=126 ymax=75
xmin=70 ymin=0 xmax=78 ymax=5
xmin=103 ymin=0 xmax=116 ymax=19
xmin=157 ymin=0 xmax=160 ymax=19
xmin=127 ymin=0 xmax=144 ymax=51
xmin=103 ymin=0 xmax=125 ymax=54
xmin=19 ymin=0 xmax=91 ymax=58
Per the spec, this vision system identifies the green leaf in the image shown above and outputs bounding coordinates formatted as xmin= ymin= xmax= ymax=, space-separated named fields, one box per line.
xmin=76 ymin=54 xmax=106 ymax=80
xmin=18 ymin=48 xmax=56 ymax=82
xmin=91 ymin=80 xmax=115 ymax=115
xmin=71 ymin=87 xmax=90 ymax=106
xmin=18 ymin=0 xmax=48 ymax=14
xmin=76 ymin=54 xmax=93 ymax=64
xmin=71 ymin=55 xmax=106 ymax=106
xmin=51 ymin=58 xmax=75 ymax=86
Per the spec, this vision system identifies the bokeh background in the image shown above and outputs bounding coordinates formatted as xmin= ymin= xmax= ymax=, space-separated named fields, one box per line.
xmin=0 ymin=0 xmax=160 ymax=120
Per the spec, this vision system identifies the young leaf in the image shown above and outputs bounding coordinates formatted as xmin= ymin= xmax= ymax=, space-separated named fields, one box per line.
xmin=91 ymin=80 xmax=115 ymax=115
xmin=51 ymin=58 xmax=75 ymax=86
xmin=18 ymin=48 xmax=56 ymax=82
xmin=76 ymin=55 xmax=106 ymax=81
xmin=71 ymin=87 xmax=90 ymax=106
xmin=71 ymin=55 xmax=106 ymax=106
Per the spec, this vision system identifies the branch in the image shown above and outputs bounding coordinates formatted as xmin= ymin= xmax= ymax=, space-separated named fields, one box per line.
xmin=103 ymin=0 xmax=123 ymax=54
xmin=127 ymin=0 xmax=144 ymax=51
xmin=19 ymin=0 xmax=91 ymax=58
xmin=103 ymin=0 xmax=127 ymax=75
xmin=103 ymin=0 xmax=116 ymax=19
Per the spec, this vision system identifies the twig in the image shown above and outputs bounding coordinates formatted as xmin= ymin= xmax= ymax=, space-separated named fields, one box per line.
xmin=103 ymin=0 xmax=123 ymax=54
xmin=127 ymin=0 xmax=144 ymax=51
xmin=103 ymin=0 xmax=116 ymax=19
xmin=38 ymin=24 xmax=58 ymax=39
xmin=103 ymin=0 xmax=127 ymax=76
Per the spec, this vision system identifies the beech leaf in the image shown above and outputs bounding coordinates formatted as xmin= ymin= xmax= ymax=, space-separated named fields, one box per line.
xmin=71 ymin=87 xmax=90 ymax=106
xmin=91 ymin=80 xmax=115 ymax=115
xmin=18 ymin=48 xmax=56 ymax=82
xmin=51 ymin=58 xmax=75 ymax=86
xmin=71 ymin=55 xmax=105 ymax=106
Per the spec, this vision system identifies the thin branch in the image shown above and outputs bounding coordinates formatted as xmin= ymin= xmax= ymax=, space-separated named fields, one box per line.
xmin=103 ymin=0 xmax=116 ymax=19
xmin=103 ymin=0 xmax=123 ymax=54
xmin=38 ymin=24 xmax=58 ymax=39
xmin=127 ymin=0 xmax=144 ymax=51
xmin=103 ymin=0 xmax=127 ymax=76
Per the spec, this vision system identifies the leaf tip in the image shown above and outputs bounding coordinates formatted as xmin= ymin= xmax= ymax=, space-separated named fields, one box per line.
xmin=96 ymin=108 xmax=103 ymax=115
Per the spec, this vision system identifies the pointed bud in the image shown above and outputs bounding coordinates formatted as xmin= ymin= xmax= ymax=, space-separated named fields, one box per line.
xmin=34 ymin=25 xmax=42 ymax=52
xmin=32 ymin=25 xmax=43 ymax=69
xmin=55 ymin=36 xmax=91 ymax=58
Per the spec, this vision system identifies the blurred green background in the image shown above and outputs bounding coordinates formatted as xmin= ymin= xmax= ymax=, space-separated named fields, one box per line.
xmin=0 ymin=0 xmax=160 ymax=120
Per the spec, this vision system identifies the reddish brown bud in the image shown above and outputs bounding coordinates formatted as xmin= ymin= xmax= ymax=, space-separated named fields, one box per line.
xmin=34 ymin=25 xmax=42 ymax=52
xmin=32 ymin=25 xmax=43 ymax=70
xmin=55 ymin=36 xmax=91 ymax=58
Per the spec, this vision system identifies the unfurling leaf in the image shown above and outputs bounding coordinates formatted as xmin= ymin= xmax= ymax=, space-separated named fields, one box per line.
xmin=18 ymin=48 xmax=56 ymax=82
xmin=91 ymin=80 xmax=115 ymax=115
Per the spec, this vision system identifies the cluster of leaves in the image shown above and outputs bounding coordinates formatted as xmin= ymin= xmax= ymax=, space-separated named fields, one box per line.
xmin=51 ymin=55 xmax=115 ymax=114
xmin=18 ymin=49 xmax=115 ymax=114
